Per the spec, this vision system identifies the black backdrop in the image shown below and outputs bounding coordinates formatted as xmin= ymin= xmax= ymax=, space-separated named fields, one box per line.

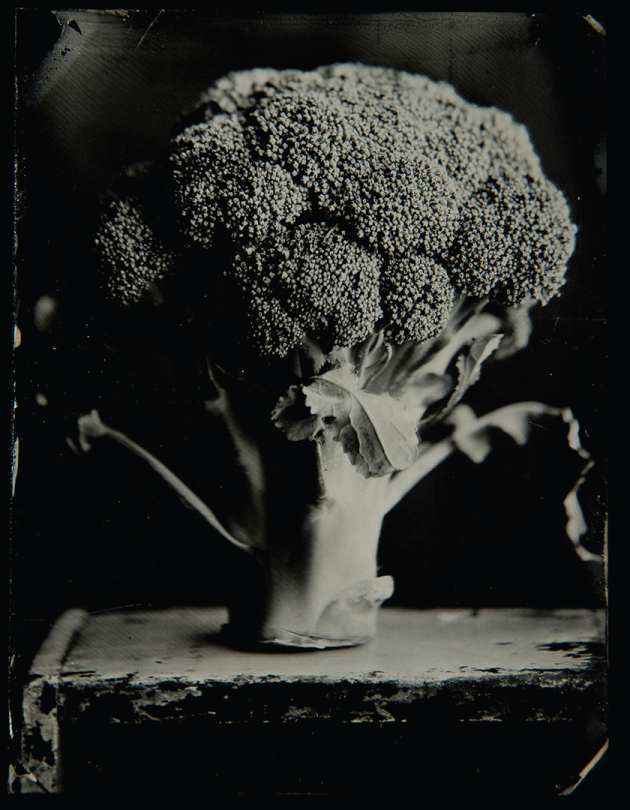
xmin=12 ymin=12 xmax=607 ymax=669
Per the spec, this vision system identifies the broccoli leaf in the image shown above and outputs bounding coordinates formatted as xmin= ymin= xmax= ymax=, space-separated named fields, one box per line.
xmin=394 ymin=332 xmax=503 ymax=429
xmin=277 ymin=363 xmax=419 ymax=478
xmin=420 ymin=332 xmax=503 ymax=427
xmin=271 ymin=385 xmax=325 ymax=442
xmin=453 ymin=334 xmax=504 ymax=398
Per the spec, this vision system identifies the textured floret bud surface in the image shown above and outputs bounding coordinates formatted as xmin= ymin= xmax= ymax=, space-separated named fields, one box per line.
xmin=96 ymin=63 xmax=577 ymax=358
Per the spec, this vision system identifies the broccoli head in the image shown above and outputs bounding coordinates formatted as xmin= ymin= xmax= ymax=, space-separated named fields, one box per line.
xmin=96 ymin=63 xmax=576 ymax=359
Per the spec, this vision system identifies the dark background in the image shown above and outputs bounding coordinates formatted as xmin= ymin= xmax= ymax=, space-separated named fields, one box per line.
xmin=12 ymin=11 xmax=607 ymax=668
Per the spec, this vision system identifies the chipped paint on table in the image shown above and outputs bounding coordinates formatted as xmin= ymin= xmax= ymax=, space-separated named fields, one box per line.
xmin=18 ymin=606 xmax=606 ymax=793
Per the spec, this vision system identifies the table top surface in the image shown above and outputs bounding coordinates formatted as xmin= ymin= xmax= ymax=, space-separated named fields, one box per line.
xmin=31 ymin=605 xmax=606 ymax=686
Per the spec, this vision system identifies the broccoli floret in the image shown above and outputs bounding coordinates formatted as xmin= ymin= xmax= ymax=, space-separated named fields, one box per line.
xmin=95 ymin=196 xmax=177 ymax=303
xmin=230 ymin=221 xmax=384 ymax=355
xmin=96 ymin=63 xmax=576 ymax=358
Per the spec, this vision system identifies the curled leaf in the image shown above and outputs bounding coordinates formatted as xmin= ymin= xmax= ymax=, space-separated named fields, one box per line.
xmin=447 ymin=401 xmax=562 ymax=464
xmin=271 ymin=385 xmax=324 ymax=442
xmin=399 ymin=332 xmax=504 ymax=428
xmin=306 ymin=365 xmax=419 ymax=476
xmin=422 ymin=333 xmax=503 ymax=426
xmin=446 ymin=404 xmax=494 ymax=464
xmin=564 ymin=459 xmax=597 ymax=561
xmin=453 ymin=334 xmax=504 ymax=398
xmin=445 ymin=402 xmax=600 ymax=563
xmin=274 ymin=363 xmax=419 ymax=477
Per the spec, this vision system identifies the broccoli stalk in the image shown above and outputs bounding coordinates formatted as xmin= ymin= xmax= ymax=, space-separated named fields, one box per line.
xmin=85 ymin=64 xmax=591 ymax=648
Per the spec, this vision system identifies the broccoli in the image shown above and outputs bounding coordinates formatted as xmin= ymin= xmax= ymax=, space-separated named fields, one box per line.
xmin=85 ymin=64 xmax=590 ymax=648
xmin=99 ymin=63 xmax=575 ymax=355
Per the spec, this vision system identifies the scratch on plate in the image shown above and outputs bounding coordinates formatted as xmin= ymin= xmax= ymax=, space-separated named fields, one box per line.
xmin=583 ymin=14 xmax=606 ymax=36
xmin=558 ymin=739 xmax=609 ymax=795
xmin=137 ymin=10 xmax=165 ymax=48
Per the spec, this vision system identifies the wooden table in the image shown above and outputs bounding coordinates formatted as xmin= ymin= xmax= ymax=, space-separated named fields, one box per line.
xmin=15 ymin=605 xmax=607 ymax=796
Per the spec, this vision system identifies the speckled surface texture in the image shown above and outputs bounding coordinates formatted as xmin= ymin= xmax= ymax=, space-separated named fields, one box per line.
xmin=17 ymin=606 xmax=606 ymax=795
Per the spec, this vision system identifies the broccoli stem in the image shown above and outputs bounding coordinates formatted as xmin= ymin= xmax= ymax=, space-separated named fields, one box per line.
xmin=226 ymin=436 xmax=394 ymax=647
xmin=77 ymin=410 xmax=250 ymax=551
xmin=77 ymin=389 xmax=596 ymax=649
